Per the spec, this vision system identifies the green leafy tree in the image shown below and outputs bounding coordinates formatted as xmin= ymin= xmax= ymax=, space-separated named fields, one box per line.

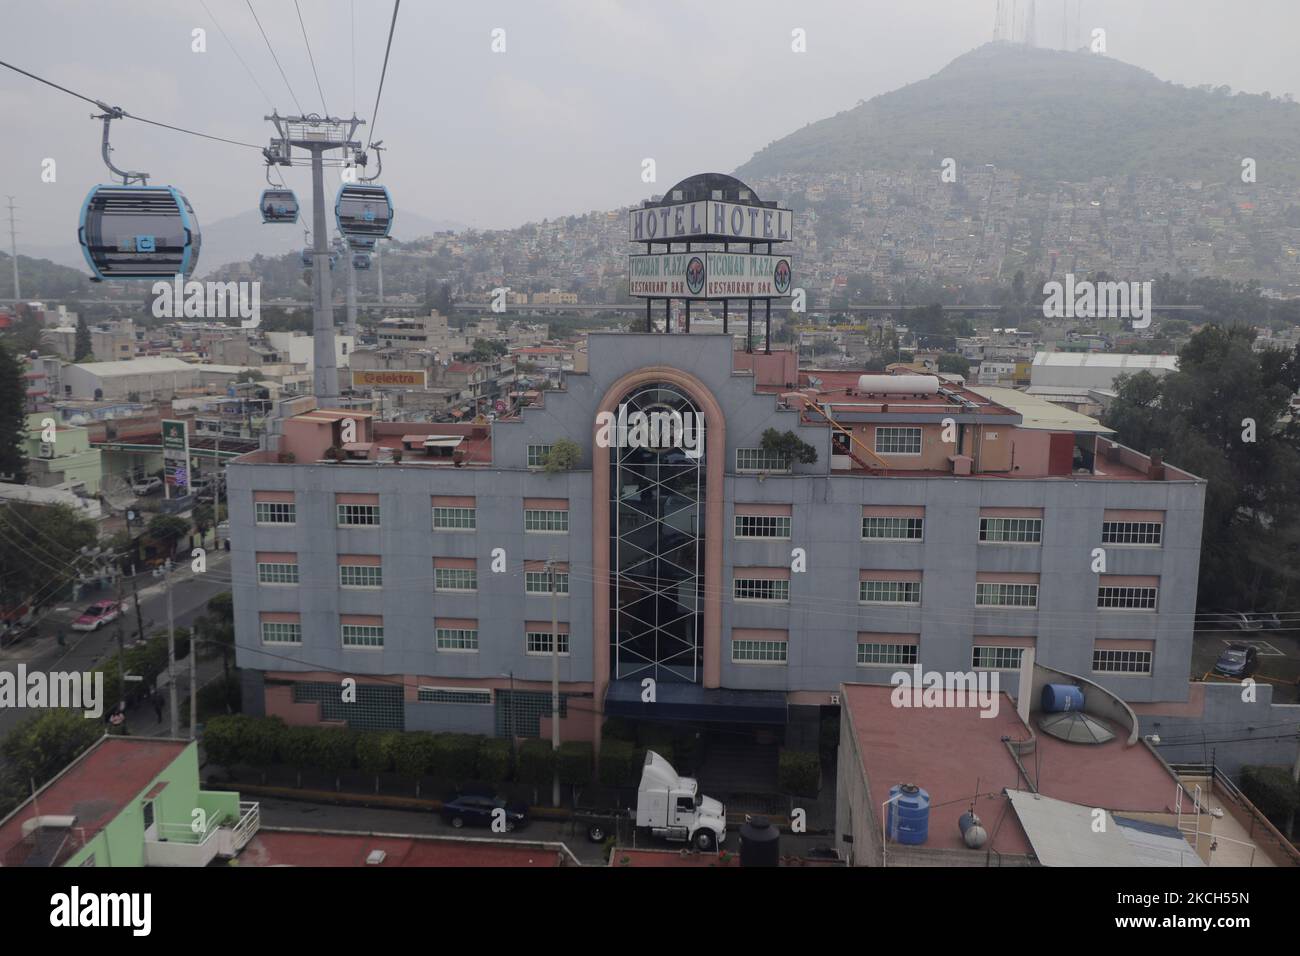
xmin=146 ymin=514 xmax=191 ymax=555
xmin=1104 ymin=326 xmax=1300 ymax=609
xmin=73 ymin=321 xmax=93 ymax=362
xmin=760 ymin=428 xmax=819 ymax=465
xmin=937 ymin=353 xmax=972 ymax=376
xmin=0 ymin=710 xmax=103 ymax=810
xmin=0 ymin=504 xmax=97 ymax=609
xmin=542 ymin=438 xmax=581 ymax=473
xmin=0 ymin=340 xmax=27 ymax=482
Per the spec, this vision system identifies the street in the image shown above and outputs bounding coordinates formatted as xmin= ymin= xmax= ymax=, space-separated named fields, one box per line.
xmin=0 ymin=549 xmax=233 ymax=744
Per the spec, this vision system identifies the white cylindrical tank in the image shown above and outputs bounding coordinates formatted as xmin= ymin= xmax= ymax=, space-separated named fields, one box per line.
xmin=857 ymin=374 xmax=941 ymax=395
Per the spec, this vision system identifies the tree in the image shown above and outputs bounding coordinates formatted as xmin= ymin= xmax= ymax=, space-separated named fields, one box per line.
xmin=73 ymin=321 xmax=93 ymax=362
xmin=937 ymin=353 xmax=972 ymax=377
xmin=0 ymin=710 xmax=103 ymax=815
xmin=0 ymin=339 xmax=26 ymax=482
xmin=542 ymin=439 xmax=581 ymax=473
xmin=1103 ymin=326 xmax=1300 ymax=610
xmin=146 ymin=514 xmax=191 ymax=555
xmin=465 ymin=338 xmax=507 ymax=363
xmin=0 ymin=504 xmax=97 ymax=609
xmin=760 ymin=428 xmax=818 ymax=465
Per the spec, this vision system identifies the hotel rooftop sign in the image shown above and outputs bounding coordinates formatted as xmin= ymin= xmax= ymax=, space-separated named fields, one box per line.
xmin=630 ymin=199 xmax=793 ymax=243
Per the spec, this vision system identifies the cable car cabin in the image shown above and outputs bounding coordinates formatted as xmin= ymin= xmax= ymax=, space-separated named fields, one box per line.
xmin=349 ymin=236 xmax=376 ymax=251
xmin=335 ymin=184 xmax=393 ymax=240
xmin=353 ymin=253 xmax=371 ymax=270
xmin=78 ymin=185 xmax=200 ymax=280
xmin=260 ymin=188 xmax=299 ymax=224
xmin=300 ymin=248 xmax=339 ymax=270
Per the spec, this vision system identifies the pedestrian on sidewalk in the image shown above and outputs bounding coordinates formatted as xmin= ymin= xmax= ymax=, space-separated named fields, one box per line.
xmin=151 ymin=691 xmax=164 ymax=723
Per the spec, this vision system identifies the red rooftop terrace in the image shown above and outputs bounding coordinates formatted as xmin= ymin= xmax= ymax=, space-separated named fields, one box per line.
xmin=236 ymin=349 xmax=1196 ymax=482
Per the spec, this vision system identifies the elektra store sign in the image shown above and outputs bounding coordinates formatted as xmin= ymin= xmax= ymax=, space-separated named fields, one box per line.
xmin=595 ymin=404 xmax=705 ymax=460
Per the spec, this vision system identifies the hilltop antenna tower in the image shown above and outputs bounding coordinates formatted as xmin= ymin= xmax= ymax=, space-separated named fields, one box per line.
xmin=263 ymin=111 xmax=365 ymax=407
xmin=4 ymin=196 xmax=18 ymax=301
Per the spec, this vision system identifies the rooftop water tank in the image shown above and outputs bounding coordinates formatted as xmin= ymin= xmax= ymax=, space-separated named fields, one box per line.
xmin=1041 ymin=683 xmax=1085 ymax=713
xmin=739 ymin=815 xmax=780 ymax=867
xmin=887 ymin=784 xmax=930 ymax=845
xmin=857 ymin=374 xmax=940 ymax=395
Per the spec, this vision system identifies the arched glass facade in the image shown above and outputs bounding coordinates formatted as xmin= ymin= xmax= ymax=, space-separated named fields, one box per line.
xmin=609 ymin=383 xmax=705 ymax=683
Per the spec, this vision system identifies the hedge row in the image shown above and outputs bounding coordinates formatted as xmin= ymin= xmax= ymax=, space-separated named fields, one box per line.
xmin=202 ymin=715 xmax=597 ymax=786
xmin=1240 ymin=765 xmax=1300 ymax=830
xmin=778 ymin=749 xmax=821 ymax=796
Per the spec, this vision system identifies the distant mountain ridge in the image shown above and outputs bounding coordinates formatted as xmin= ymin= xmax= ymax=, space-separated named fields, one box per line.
xmin=737 ymin=43 xmax=1300 ymax=185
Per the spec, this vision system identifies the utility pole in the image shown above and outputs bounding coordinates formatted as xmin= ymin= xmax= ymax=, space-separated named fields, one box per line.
xmin=154 ymin=559 xmax=178 ymax=738
xmin=345 ymin=244 xmax=359 ymax=339
xmin=548 ymin=557 xmax=561 ymax=808
xmin=4 ymin=196 xmax=18 ymax=301
xmin=264 ymin=112 xmax=364 ymax=408
xmin=213 ymin=433 xmax=222 ymax=550
xmin=189 ymin=614 xmax=198 ymax=740
xmin=376 ymin=239 xmax=384 ymax=305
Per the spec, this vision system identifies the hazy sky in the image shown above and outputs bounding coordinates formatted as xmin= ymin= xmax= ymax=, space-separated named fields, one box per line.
xmin=4 ymin=0 xmax=1299 ymax=249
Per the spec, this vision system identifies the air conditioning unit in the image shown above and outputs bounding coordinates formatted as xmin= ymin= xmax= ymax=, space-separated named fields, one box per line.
xmin=38 ymin=443 xmax=55 ymax=459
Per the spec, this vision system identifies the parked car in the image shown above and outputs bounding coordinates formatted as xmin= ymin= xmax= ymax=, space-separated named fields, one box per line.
xmin=1248 ymin=611 xmax=1282 ymax=630
xmin=439 ymin=793 xmax=528 ymax=832
xmin=1213 ymin=643 xmax=1259 ymax=677
xmin=131 ymin=476 xmax=162 ymax=496
xmin=70 ymin=600 xmax=127 ymax=632
xmin=1200 ymin=608 xmax=1264 ymax=631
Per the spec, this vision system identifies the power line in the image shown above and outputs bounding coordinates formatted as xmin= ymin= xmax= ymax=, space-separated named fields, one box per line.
xmin=351 ymin=0 xmax=357 ymax=116
xmin=293 ymin=0 xmax=329 ymax=116
xmin=244 ymin=0 xmax=304 ymax=115
xmin=196 ymin=0 xmax=274 ymax=107
xmin=367 ymin=0 xmax=400 ymax=147
xmin=0 ymin=57 xmax=262 ymax=150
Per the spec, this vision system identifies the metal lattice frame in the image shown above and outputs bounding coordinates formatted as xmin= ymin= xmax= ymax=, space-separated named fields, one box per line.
xmin=611 ymin=383 xmax=703 ymax=683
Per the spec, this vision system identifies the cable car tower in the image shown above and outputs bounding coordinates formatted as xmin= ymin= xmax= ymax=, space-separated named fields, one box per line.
xmin=264 ymin=111 xmax=365 ymax=406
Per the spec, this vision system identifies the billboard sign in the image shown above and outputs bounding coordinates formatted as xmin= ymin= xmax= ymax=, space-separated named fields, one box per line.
xmin=629 ymin=200 xmax=793 ymax=243
xmin=629 ymin=252 xmax=793 ymax=298
xmin=351 ymin=369 xmax=427 ymax=388
xmin=161 ymin=419 xmax=190 ymax=497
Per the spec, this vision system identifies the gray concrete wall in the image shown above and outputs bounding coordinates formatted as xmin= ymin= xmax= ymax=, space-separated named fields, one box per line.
xmin=1146 ymin=684 xmax=1300 ymax=779
xmin=230 ymin=333 xmax=1207 ymax=719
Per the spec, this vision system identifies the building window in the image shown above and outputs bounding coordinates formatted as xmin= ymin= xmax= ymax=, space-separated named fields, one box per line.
xmin=433 ymin=506 xmax=476 ymax=530
xmin=342 ymin=624 xmax=384 ymax=648
xmin=526 ymin=630 xmax=569 ymax=655
xmin=525 ymin=571 xmax=569 ymax=594
xmin=859 ymin=580 xmax=922 ymax=605
xmin=733 ymin=578 xmax=789 ymax=602
xmin=1102 ymin=521 xmax=1162 ymax=546
xmin=340 ymin=565 xmax=383 ymax=588
xmin=979 ymin=517 xmax=1043 ymax=543
xmin=293 ymin=680 xmax=403 ymax=731
xmin=435 ymin=627 xmax=479 ymax=652
xmin=434 ymin=567 xmax=477 ymax=592
xmin=736 ymin=448 xmax=791 ymax=472
xmin=973 ymin=645 xmax=1025 ymax=670
xmin=1097 ymin=586 xmax=1158 ymax=610
xmin=857 ymin=642 xmax=918 ymax=666
xmin=418 ymin=686 xmax=491 ymax=705
xmin=337 ymin=503 xmax=380 ymax=527
xmin=732 ymin=639 xmax=788 ymax=663
xmin=735 ymin=514 xmax=791 ymax=539
xmin=261 ymin=621 xmax=301 ymax=644
xmin=1093 ymin=648 xmax=1152 ymax=675
xmin=862 ymin=516 xmax=923 ymax=540
xmin=874 ymin=427 xmax=922 ymax=455
xmin=257 ymin=562 xmax=299 ymax=585
xmin=527 ymin=444 xmax=552 ymax=468
xmin=255 ymin=501 xmax=295 ymax=525
xmin=524 ymin=509 xmax=569 ymax=533
xmin=976 ymin=582 xmax=1039 ymax=608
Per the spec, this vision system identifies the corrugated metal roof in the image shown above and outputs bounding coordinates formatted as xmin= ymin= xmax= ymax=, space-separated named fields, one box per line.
xmin=968 ymin=386 xmax=1116 ymax=433
xmin=1032 ymin=352 xmax=1178 ymax=371
xmin=1005 ymin=790 xmax=1202 ymax=866
xmin=70 ymin=357 xmax=195 ymax=376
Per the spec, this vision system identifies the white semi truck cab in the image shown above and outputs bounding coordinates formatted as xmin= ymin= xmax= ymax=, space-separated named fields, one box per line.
xmin=635 ymin=750 xmax=727 ymax=850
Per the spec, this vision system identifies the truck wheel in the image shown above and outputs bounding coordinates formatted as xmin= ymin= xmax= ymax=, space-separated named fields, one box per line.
xmin=450 ymin=816 xmax=465 ymax=829
xmin=587 ymin=823 xmax=606 ymax=842
xmin=694 ymin=830 xmax=716 ymax=851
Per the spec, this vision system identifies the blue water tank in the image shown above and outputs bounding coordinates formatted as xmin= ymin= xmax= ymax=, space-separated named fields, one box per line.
xmin=1041 ymin=683 xmax=1085 ymax=712
xmin=887 ymin=784 xmax=930 ymax=845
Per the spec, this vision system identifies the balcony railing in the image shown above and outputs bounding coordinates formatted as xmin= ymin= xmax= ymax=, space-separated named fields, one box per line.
xmin=142 ymin=801 xmax=259 ymax=867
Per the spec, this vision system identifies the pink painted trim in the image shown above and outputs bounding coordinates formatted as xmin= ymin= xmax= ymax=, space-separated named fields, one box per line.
xmin=979 ymin=507 xmax=1044 ymax=518
xmin=336 ymin=492 xmax=379 ymax=505
xmin=856 ymin=632 xmax=919 ymax=645
xmin=525 ymin=620 xmax=569 ymax=633
xmin=254 ymin=490 xmax=295 ymax=503
xmin=434 ymin=557 xmax=476 ymax=570
xmin=861 ymin=505 xmax=925 ymax=517
xmin=340 ymin=613 xmax=382 ymax=626
xmin=975 ymin=571 xmax=1040 ymax=584
xmin=432 ymin=495 xmax=475 ymax=507
xmin=523 ymin=497 xmax=569 ymax=510
xmin=1099 ymin=575 xmax=1160 ymax=587
xmin=260 ymin=611 xmax=301 ymax=624
xmin=256 ymin=551 xmax=297 ymax=563
xmin=524 ymin=559 xmax=569 ymax=572
xmin=338 ymin=554 xmax=382 ymax=566
xmin=734 ymin=566 xmax=790 ymax=581
xmin=973 ymin=635 xmax=1037 ymax=648
xmin=434 ymin=618 xmax=478 ymax=629
xmin=732 ymin=628 xmax=789 ymax=641
xmin=859 ymin=569 xmax=923 ymax=582
xmin=1094 ymin=638 xmax=1156 ymax=651
xmin=734 ymin=502 xmax=792 ymax=517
